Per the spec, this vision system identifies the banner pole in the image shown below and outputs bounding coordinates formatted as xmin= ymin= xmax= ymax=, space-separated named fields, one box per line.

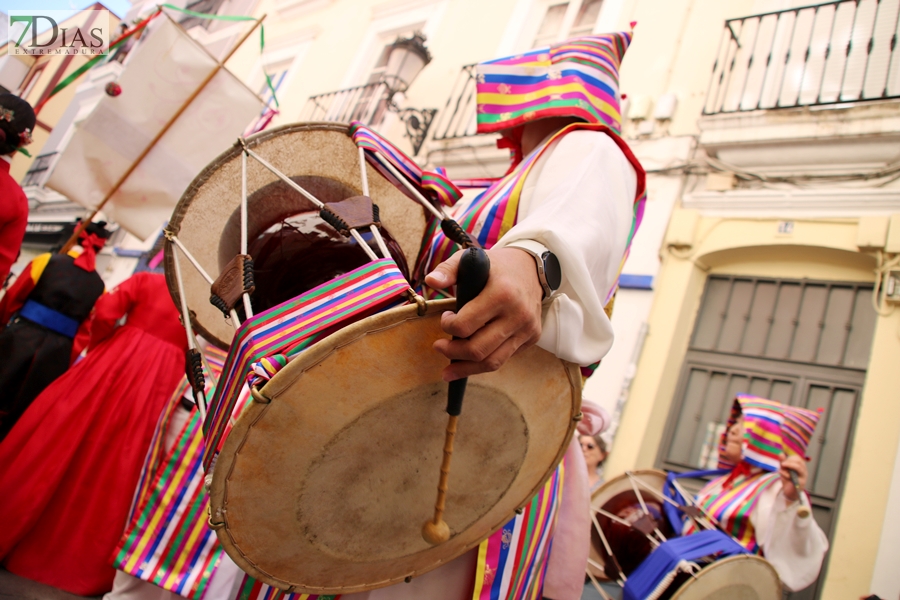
xmin=60 ymin=13 xmax=266 ymax=254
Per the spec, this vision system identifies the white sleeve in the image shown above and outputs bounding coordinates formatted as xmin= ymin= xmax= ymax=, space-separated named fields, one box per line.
xmin=752 ymin=481 xmax=830 ymax=592
xmin=494 ymin=130 xmax=637 ymax=366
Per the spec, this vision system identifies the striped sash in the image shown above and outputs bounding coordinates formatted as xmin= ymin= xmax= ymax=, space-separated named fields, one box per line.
xmin=350 ymin=121 xmax=463 ymax=208
xmin=235 ymin=577 xmax=341 ymax=600
xmin=113 ymin=347 xmax=228 ymax=599
xmin=420 ymin=123 xmax=646 ymax=308
xmin=473 ymin=463 xmax=564 ymax=600
xmin=684 ymin=470 xmax=780 ymax=553
xmin=202 ymin=258 xmax=411 ymax=470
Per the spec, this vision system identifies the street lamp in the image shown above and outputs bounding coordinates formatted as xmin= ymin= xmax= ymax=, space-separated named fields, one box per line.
xmin=382 ymin=32 xmax=436 ymax=155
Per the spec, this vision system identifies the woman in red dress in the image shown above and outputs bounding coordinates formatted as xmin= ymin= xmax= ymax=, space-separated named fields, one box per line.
xmin=0 ymin=272 xmax=187 ymax=596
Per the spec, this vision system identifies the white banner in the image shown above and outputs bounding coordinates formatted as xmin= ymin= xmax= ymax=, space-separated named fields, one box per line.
xmin=48 ymin=15 xmax=263 ymax=240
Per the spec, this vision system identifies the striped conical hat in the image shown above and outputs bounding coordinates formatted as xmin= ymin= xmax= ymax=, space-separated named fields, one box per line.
xmin=717 ymin=394 xmax=785 ymax=472
xmin=476 ymin=31 xmax=633 ymax=134
xmin=782 ymin=405 xmax=823 ymax=458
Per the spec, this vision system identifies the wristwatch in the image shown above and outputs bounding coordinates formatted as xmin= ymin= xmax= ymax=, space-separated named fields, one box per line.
xmin=515 ymin=244 xmax=562 ymax=300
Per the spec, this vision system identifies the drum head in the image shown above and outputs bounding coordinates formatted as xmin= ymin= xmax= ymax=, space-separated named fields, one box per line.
xmin=165 ymin=122 xmax=429 ymax=348
xmin=670 ymin=555 xmax=781 ymax=600
xmin=208 ymin=299 xmax=581 ymax=594
xmin=588 ymin=470 xmax=670 ymax=580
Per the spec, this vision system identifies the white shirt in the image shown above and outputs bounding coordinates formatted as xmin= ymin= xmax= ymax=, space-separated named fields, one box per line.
xmin=752 ymin=480 xmax=830 ymax=591
xmin=697 ymin=477 xmax=830 ymax=592
xmin=497 ymin=129 xmax=637 ymax=366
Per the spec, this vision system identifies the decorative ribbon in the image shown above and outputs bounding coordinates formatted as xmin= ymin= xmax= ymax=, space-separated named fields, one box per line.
xmin=73 ymin=232 xmax=106 ymax=271
xmin=246 ymin=354 xmax=288 ymax=390
xmin=202 ymin=258 xmax=411 ymax=470
xmin=350 ymin=121 xmax=463 ymax=207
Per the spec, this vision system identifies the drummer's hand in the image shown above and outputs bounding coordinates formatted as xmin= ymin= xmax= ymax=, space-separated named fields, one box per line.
xmin=426 ymin=247 xmax=543 ymax=381
xmin=779 ymin=453 xmax=807 ymax=503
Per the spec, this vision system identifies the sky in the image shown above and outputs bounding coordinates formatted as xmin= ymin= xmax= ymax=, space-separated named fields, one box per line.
xmin=0 ymin=0 xmax=133 ymax=20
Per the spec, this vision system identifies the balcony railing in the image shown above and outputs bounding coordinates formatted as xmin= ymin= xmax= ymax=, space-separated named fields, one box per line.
xmin=301 ymin=81 xmax=436 ymax=155
xmin=431 ymin=63 xmax=479 ymax=141
xmin=704 ymin=0 xmax=900 ymax=115
xmin=22 ymin=152 xmax=57 ymax=187
xmin=300 ymin=81 xmax=393 ymax=127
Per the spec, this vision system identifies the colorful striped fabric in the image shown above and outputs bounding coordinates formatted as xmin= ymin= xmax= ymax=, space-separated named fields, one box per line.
xmin=113 ymin=346 xmax=228 ymax=599
xmin=420 ymin=122 xmax=646 ymax=308
xmin=472 ymin=462 xmax=564 ymax=600
xmin=202 ymin=258 xmax=411 ymax=469
xmin=350 ymin=121 xmax=463 ymax=207
xmin=717 ymin=395 xmax=785 ymax=472
xmin=686 ymin=469 xmax=781 ymax=553
xmin=476 ymin=32 xmax=632 ymax=135
xmin=235 ymin=576 xmax=342 ymax=600
xmin=782 ymin=405 xmax=823 ymax=459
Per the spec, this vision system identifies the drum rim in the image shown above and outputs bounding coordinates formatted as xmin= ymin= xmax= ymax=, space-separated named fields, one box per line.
xmin=163 ymin=121 xmax=360 ymax=348
xmin=208 ymin=297 xmax=583 ymax=594
xmin=668 ymin=554 xmax=782 ymax=599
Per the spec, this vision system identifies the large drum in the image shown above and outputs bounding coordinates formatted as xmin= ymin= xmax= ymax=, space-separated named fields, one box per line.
xmin=587 ymin=471 xmax=781 ymax=600
xmin=164 ymin=122 xmax=582 ymax=594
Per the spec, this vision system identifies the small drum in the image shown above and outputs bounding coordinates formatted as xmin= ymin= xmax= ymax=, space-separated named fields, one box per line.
xmin=165 ymin=121 xmax=582 ymax=594
xmin=589 ymin=470 xmax=674 ymax=580
xmin=587 ymin=471 xmax=781 ymax=600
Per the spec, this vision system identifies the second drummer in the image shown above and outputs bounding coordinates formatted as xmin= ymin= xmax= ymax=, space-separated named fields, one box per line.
xmin=682 ymin=395 xmax=829 ymax=591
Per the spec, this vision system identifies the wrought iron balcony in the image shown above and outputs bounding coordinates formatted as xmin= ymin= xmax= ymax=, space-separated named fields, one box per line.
xmin=704 ymin=0 xmax=900 ymax=115
xmin=301 ymin=81 xmax=394 ymax=126
xmin=301 ymin=81 xmax=436 ymax=155
xmin=431 ymin=63 xmax=479 ymax=141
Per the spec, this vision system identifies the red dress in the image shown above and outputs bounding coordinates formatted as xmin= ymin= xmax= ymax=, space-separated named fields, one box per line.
xmin=0 ymin=157 xmax=28 ymax=284
xmin=0 ymin=272 xmax=187 ymax=596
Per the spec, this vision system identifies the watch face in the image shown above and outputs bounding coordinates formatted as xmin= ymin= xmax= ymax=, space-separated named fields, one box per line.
xmin=543 ymin=251 xmax=562 ymax=291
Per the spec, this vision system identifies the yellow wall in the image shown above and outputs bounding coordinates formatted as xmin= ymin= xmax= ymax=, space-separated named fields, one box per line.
xmin=8 ymin=6 xmax=121 ymax=182
xmin=606 ymin=210 xmax=900 ymax=599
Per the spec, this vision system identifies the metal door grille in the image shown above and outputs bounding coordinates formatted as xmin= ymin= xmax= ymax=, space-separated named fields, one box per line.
xmin=690 ymin=276 xmax=876 ymax=368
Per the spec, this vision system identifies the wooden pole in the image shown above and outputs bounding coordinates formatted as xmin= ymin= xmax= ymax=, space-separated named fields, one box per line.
xmin=60 ymin=13 xmax=267 ymax=253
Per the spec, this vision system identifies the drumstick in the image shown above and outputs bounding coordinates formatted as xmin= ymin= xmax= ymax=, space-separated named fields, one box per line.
xmin=788 ymin=469 xmax=812 ymax=519
xmin=423 ymin=247 xmax=491 ymax=545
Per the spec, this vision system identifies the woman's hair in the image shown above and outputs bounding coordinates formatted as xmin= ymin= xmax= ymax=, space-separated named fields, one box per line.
xmin=581 ymin=433 xmax=608 ymax=460
xmin=0 ymin=94 xmax=36 ymax=155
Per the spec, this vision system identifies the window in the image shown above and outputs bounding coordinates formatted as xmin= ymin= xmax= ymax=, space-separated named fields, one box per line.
xmin=258 ymin=58 xmax=292 ymax=112
xmin=531 ymin=0 xmax=604 ymax=48
xmin=658 ymin=275 xmax=878 ymax=600
xmin=18 ymin=64 xmax=46 ymax=101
